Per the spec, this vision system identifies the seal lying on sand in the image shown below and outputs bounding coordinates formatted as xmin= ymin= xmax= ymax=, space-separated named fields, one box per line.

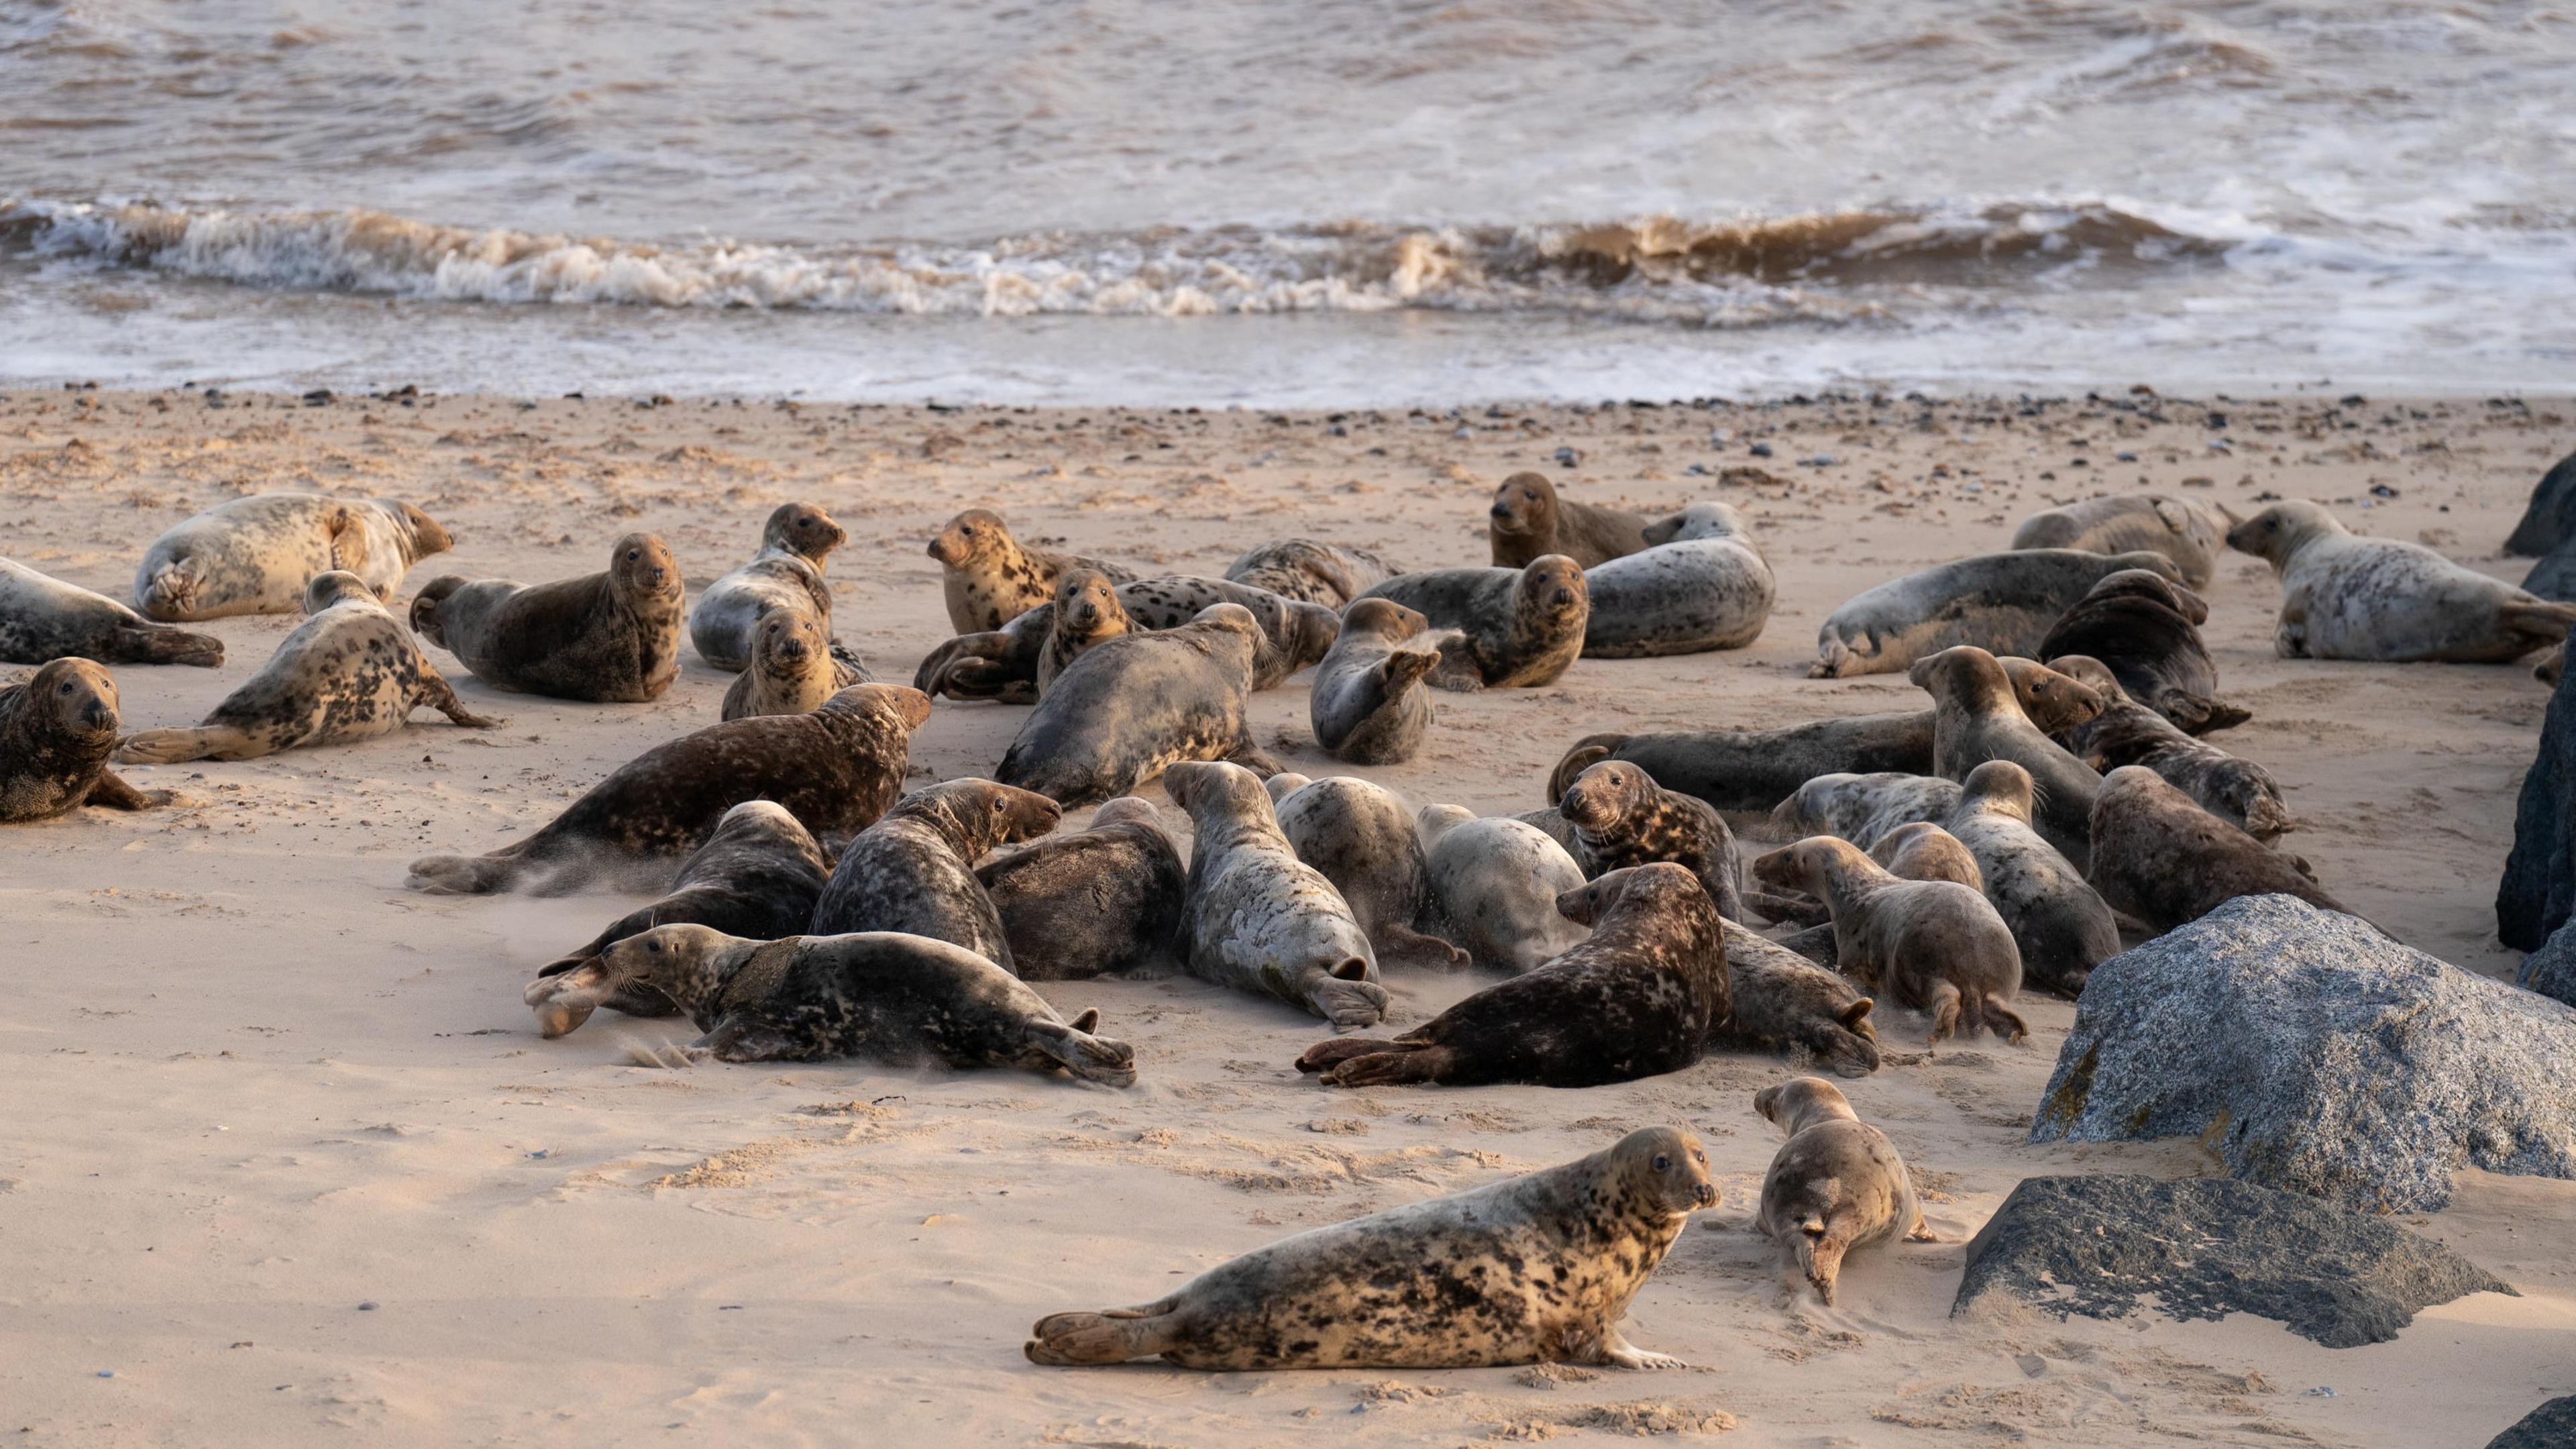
xmin=134 ymin=492 xmax=451 ymax=621
xmin=2226 ymin=499 xmax=2576 ymax=662
xmin=977 ymin=798 xmax=1186 ymax=980
xmin=2048 ymin=654 xmax=2290 ymax=839
xmin=1487 ymin=472 xmax=1654 ymax=570
xmin=407 ymin=682 xmax=929 ymax=895
xmin=1025 ymin=1125 xmax=1715 ymax=1369
xmin=1755 ymin=837 xmax=2027 ymax=1045
xmin=928 ymin=508 xmax=1136 ymax=634
xmin=525 ymin=924 xmax=1135 ymax=1084
xmin=1163 ymin=761 xmax=1388 ymax=1029
xmin=2086 ymin=766 xmax=2348 ymax=932
xmin=1225 ymin=539 xmax=1396 ymax=608
xmin=0 ymin=558 xmax=221 ymax=667
xmin=2012 ymin=492 xmax=2222 ymax=588
xmin=688 ymin=502 xmax=851 ymax=672
xmin=1939 ymin=762 xmax=2121 ymax=997
xmin=1273 ymin=776 xmax=1467 ymax=969
xmin=1416 ymin=805 xmax=1590 ymax=974
xmin=1579 ymin=502 xmax=1774 ymax=657
xmin=1754 ymin=1077 xmax=1933 ymax=1305
xmin=1356 ymin=556 xmax=1589 ymax=689
xmin=916 ymin=576 xmax=1336 ymax=703
xmin=1811 ymin=549 xmax=2182 ymax=678
xmin=2036 ymin=568 xmax=2247 ymax=735
xmin=115 ymin=571 xmax=500 ymax=763
xmin=722 ymin=610 xmax=868 ymax=721
xmin=1308 ymin=598 xmax=1442 ymax=765
xmin=997 ymin=604 xmax=1277 ymax=806
xmin=409 ymin=533 xmax=685 ymax=702
xmin=0 ymin=659 xmax=173 ymax=822
xmin=808 ymin=779 xmax=1061 ymax=967
xmin=1717 ymin=922 xmax=1879 ymax=1077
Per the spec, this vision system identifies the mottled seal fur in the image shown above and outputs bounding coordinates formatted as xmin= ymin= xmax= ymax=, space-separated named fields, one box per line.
xmin=1295 ymin=863 xmax=1726 ymax=1087
xmin=1416 ymin=804 xmax=1590 ymax=973
xmin=407 ymin=682 xmax=930 ymax=896
xmin=687 ymin=502 xmax=849 ymax=672
xmin=1753 ymin=1077 xmax=1931 ymax=1305
xmin=1163 ymin=761 xmax=1388 ymax=1030
xmin=1868 ymin=822 xmax=1982 ymax=889
xmin=807 ymin=778 xmax=1062 ymax=969
xmin=2226 ymin=499 xmax=2576 ymax=663
xmin=1915 ymin=645 xmax=2102 ymax=867
xmin=1272 ymin=776 xmax=1468 ymax=969
xmin=1811 ymin=548 xmax=2183 ymax=678
xmin=1754 ymin=836 xmax=2027 ymax=1045
xmin=0 ymin=557 xmax=221 ymax=667
xmin=1939 ymin=761 xmax=2121 ymax=998
xmin=1557 ymin=761 xmax=1743 ymax=922
xmin=1309 ymin=598 xmax=1442 ymax=765
xmin=928 ymin=508 xmax=1136 ymax=634
xmin=2011 ymin=492 xmax=2222 ymax=588
xmin=2048 ymin=654 xmax=2290 ymax=839
xmin=1356 ymin=555 xmax=1589 ymax=690
xmin=525 ymin=924 xmax=1135 ymax=1085
xmin=115 ymin=571 xmax=501 ymax=763
xmin=916 ymin=575 xmax=1338 ymax=703
xmin=2035 ymin=568 xmax=2247 ymax=734
xmin=2086 ymin=765 xmax=2349 ymax=932
xmin=1580 ymin=502 xmax=1775 ymax=657
xmin=134 ymin=492 xmax=451 ymax=621
xmin=409 ymin=533 xmax=685 ymax=702
xmin=1225 ymin=539 xmax=1397 ymax=608
xmin=1035 ymin=569 xmax=1133 ymax=698
xmin=976 ymin=798 xmax=1187 ymax=980
xmin=1716 ymin=922 xmax=1880 ymax=1077
xmin=1024 ymin=1125 xmax=1715 ymax=1369
xmin=0 ymin=659 xmax=173 ymax=822
xmin=1772 ymin=772 xmax=1964 ymax=859
xmin=997 ymin=603 xmax=1277 ymax=807
xmin=721 ymin=610 xmax=867 ymax=721
xmin=1487 ymin=472 xmax=1654 ymax=570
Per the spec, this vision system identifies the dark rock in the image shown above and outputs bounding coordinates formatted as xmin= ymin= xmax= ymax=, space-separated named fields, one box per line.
xmin=2524 ymin=539 xmax=2576 ymax=603
xmin=2030 ymin=895 xmax=2576 ymax=1212
xmin=2518 ymin=917 xmax=2576 ymax=1010
xmin=2504 ymin=449 xmax=2576 ymax=556
xmin=2488 ymin=1396 xmax=2576 ymax=1448
xmin=2499 ymin=654 xmax=2576 ymax=950
xmin=1955 ymin=1174 xmax=2512 ymax=1348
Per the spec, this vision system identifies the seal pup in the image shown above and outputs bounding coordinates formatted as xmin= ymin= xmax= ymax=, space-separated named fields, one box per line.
xmin=531 ymin=799 xmax=833 ymax=1018
xmin=997 ymin=603 xmax=1277 ymax=807
xmin=115 ymin=571 xmax=501 ymax=763
xmin=1035 ymin=569 xmax=1134 ymax=698
xmin=1224 ymin=539 xmax=1397 ymax=608
xmin=2036 ymin=568 xmax=2247 ymax=734
xmin=0 ymin=659 xmax=173 ymax=822
xmin=1273 ymin=777 xmax=1468 ymax=969
xmin=1753 ymin=837 xmax=2027 ymax=1044
xmin=2086 ymin=766 xmax=2349 ymax=932
xmin=721 ymin=610 xmax=866 ymax=721
xmin=1025 ymin=1125 xmax=1715 ymax=1369
xmin=1579 ymin=502 xmax=1776 ymax=657
xmin=409 ymin=533 xmax=686 ymax=702
xmin=928 ymin=508 xmax=1136 ymax=634
xmin=1309 ymin=598 xmax=1442 ymax=765
xmin=1297 ymin=863 xmax=1726 ymax=1087
xmin=134 ymin=493 xmax=451 ymax=621
xmin=1939 ymin=761 xmax=2121 ymax=998
xmin=2011 ymin=492 xmax=2222 ymax=587
xmin=1717 ymin=923 xmax=1880 ymax=1077
xmin=525 ymin=924 xmax=1135 ymax=1084
xmin=1487 ymin=472 xmax=1654 ymax=570
xmin=1753 ymin=1077 xmax=1932 ymax=1305
xmin=976 ymin=798 xmax=1187 ymax=980
xmin=407 ymin=682 xmax=930 ymax=895
xmin=1811 ymin=548 xmax=2183 ymax=678
xmin=1556 ymin=761 xmax=1743 ymax=922
xmin=0 ymin=558 xmax=221 ymax=667
xmin=1415 ymin=804 xmax=1590 ymax=973
xmin=1163 ymin=761 xmax=1388 ymax=1030
xmin=1915 ymin=645 xmax=2102 ymax=867
xmin=1355 ymin=555 xmax=1589 ymax=690
xmin=2047 ymin=654 xmax=2290 ymax=839
xmin=807 ymin=778 xmax=1062 ymax=969
xmin=916 ymin=575 xmax=1336 ymax=703
xmin=686 ymin=501 xmax=851 ymax=672
xmin=2225 ymin=499 xmax=2576 ymax=663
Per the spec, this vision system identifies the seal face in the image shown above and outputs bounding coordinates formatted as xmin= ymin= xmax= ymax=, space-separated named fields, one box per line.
xmin=2086 ymin=765 xmax=2349 ymax=932
xmin=928 ymin=508 xmax=1138 ymax=635
xmin=133 ymin=493 xmax=451 ymax=621
xmin=1812 ymin=548 xmax=2184 ymax=679
xmin=2048 ymin=654 xmax=2289 ymax=839
xmin=525 ymin=924 xmax=1135 ymax=1084
xmin=1557 ymin=761 xmax=1744 ymax=922
xmin=977 ymin=796 xmax=1187 ymax=980
xmin=407 ymin=682 xmax=930 ymax=895
xmin=0 ymin=557 xmax=222 ymax=668
xmin=1580 ymin=502 xmax=1776 ymax=658
xmin=688 ymin=501 xmax=850 ymax=673
xmin=1024 ymin=1125 xmax=1716 ymax=1370
xmin=1297 ymin=863 xmax=1727 ymax=1088
xmin=1754 ymin=836 xmax=2027 ymax=1045
xmin=1224 ymin=539 xmax=1397 ymax=608
xmin=2226 ymin=499 xmax=2576 ymax=663
xmin=808 ymin=777 xmax=1063 ymax=969
xmin=916 ymin=575 xmax=1336 ymax=704
xmin=1914 ymin=645 xmax=2104 ymax=868
xmin=1163 ymin=760 xmax=1387 ymax=1029
xmin=1716 ymin=922 xmax=1879 ymax=1077
xmin=1753 ymin=1077 xmax=1930 ymax=1305
xmin=1415 ymin=806 xmax=1589 ymax=973
xmin=1487 ymin=472 xmax=1654 ymax=570
xmin=1272 ymin=776 xmax=1467 ymax=969
xmin=996 ymin=604 xmax=1277 ymax=806
xmin=2012 ymin=492 xmax=2222 ymax=588
xmin=1309 ymin=598 xmax=1441 ymax=765
xmin=1354 ymin=555 xmax=1589 ymax=690
xmin=0 ymin=658 xmax=173 ymax=822
xmin=409 ymin=533 xmax=686 ymax=702
xmin=1035 ymin=568 xmax=1134 ymax=698
xmin=115 ymin=571 xmax=502 ymax=764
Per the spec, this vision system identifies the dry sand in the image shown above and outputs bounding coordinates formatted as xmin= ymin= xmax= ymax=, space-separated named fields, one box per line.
xmin=2 ymin=385 xmax=2571 ymax=1446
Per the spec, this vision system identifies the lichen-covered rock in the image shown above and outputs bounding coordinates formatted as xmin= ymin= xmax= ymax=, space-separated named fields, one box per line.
xmin=1954 ymin=1174 xmax=2512 ymax=1348
xmin=2029 ymin=895 xmax=2576 ymax=1212
xmin=2499 ymin=652 xmax=2576 ymax=951
xmin=2488 ymin=1395 xmax=2576 ymax=1449
xmin=2519 ymin=916 xmax=2576 ymax=1010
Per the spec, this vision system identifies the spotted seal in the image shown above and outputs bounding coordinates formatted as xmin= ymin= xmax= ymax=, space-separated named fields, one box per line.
xmin=1487 ymin=472 xmax=1654 ymax=570
xmin=976 ymin=797 xmax=1187 ymax=980
xmin=1579 ymin=502 xmax=1775 ymax=657
xmin=687 ymin=502 xmax=850 ymax=671
xmin=1273 ymin=776 xmax=1468 ymax=969
xmin=2047 ymin=654 xmax=2290 ymax=839
xmin=1415 ymin=804 xmax=1591 ymax=973
xmin=1555 ymin=761 xmax=1743 ymax=922
xmin=407 ymin=682 xmax=930 ymax=895
xmin=115 ymin=570 xmax=501 ymax=763
xmin=2011 ymin=492 xmax=2222 ymax=588
xmin=1036 ymin=569 xmax=1134 ymax=698
xmin=2035 ymin=568 xmax=2247 ymax=734
xmin=1308 ymin=598 xmax=1443 ymax=765
xmin=916 ymin=575 xmax=1338 ymax=703
xmin=1224 ymin=539 xmax=1397 ymax=608
xmin=2086 ymin=765 xmax=2349 ymax=932
xmin=1754 ymin=836 xmax=2027 ymax=1044
xmin=1915 ymin=645 xmax=2102 ymax=867
xmin=928 ymin=508 xmax=1137 ymax=634
xmin=409 ymin=533 xmax=685 ymax=702
xmin=1025 ymin=1125 xmax=1715 ymax=1369
xmin=1162 ymin=760 xmax=1388 ymax=1030
xmin=997 ymin=603 xmax=1278 ymax=807
xmin=0 ymin=659 xmax=173 ymax=822
xmin=1355 ymin=555 xmax=1589 ymax=690
xmin=134 ymin=492 xmax=451 ymax=621
xmin=1753 ymin=1077 xmax=1933 ymax=1305
xmin=0 ymin=557 xmax=221 ymax=667
xmin=1939 ymin=761 xmax=2121 ymax=997
xmin=721 ymin=610 xmax=869 ymax=721
xmin=1811 ymin=548 xmax=2183 ymax=678
xmin=807 ymin=778 xmax=1063 ymax=969
xmin=1771 ymin=772 xmax=1964 ymax=859
xmin=1716 ymin=922 xmax=1880 ymax=1077
xmin=2225 ymin=499 xmax=2576 ymax=663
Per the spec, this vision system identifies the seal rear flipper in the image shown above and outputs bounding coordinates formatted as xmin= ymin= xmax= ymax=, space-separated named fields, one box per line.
xmin=1744 ymin=888 xmax=1829 ymax=928
xmin=1022 ymin=1016 xmax=1138 ymax=1087
xmin=1981 ymin=997 xmax=2030 ymax=1045
xmin=2155 ymin=690 xmax=2252 ymax=735
xmin=1546 ymin=737 xmax=1624 ymax=804
xmin=115 ymin=625 xmax=223 ymax=667
xmin=420 ymin=672 xmax=504 ymax=729
xmin=1293 ymin=1035 xmax=1401 ymax=1073
xmin=114 ymin=724 xmax=259 ymax=765
xmin=1377 ymin=922 xmax=1470 ymax=970
xmin=406 ymin=851 xmax=531 ymax=896
xmin=1305 ymin=970 xmax=1390 ymax=1031
xmin=1795 ymin=1230 xmax=1849 ymax=1305
xmin=1320 ymin=1043 xmax=1454 ymax=1087
xmin=1024 ymin=1303 xmax=1182 ymax=1366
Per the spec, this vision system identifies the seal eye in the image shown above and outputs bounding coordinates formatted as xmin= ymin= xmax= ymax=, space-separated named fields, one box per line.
xmin=1652 ymin=1153 xmax=1672 ymax=1173
xmin=646 ymin=940 xmax=661 ymax=954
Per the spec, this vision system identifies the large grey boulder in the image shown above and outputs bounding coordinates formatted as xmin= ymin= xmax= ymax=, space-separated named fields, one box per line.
xmin=1955 ymin=1174 xmax=2512 ymax=1348
xmin=2488 ymin=1396 xmax=2576 ymax=1448
xmin=2029 ymin=895 xmax=2576 ymax=1212
xmin=2518 ymin=916 xmax=2576 ymax=1010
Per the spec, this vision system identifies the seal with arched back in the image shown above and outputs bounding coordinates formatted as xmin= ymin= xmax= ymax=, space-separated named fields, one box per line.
xmin=1754 ymin=836 xmax=2027 ymax=1045
xmin=2036 ymin=568 xmax=2246 ymax=735
xmin=996 ymin=604 xmax=1278 ymax=806
xmin=0 ymin=557 xmax=221 ymax=668
xmin=1163 ymin=760 xmax=1388 ymax=1030
xmin=1309 ymin=598 xmax=1442 ymax=765
xmin=0 ymin=659 xmax=174 ymax=822
xmin=409 ymin=533 xmax=686 ymax=702
xmin=134 ymin=492 xmax=451 ymax=621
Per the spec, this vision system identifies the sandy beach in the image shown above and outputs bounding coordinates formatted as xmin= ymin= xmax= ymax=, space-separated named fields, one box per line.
xmin=3 ymin=385 xmax=2573 ymax=1446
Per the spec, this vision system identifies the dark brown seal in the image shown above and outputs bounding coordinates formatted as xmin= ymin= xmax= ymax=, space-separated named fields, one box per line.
xmin=2036 ymin=568 xmax=2248 ymax=734
xmin=1487 ymin=472 xmax=1654 ymax=570
xmin=1355 ymin=555 xmax=1589 ymax=689
xmin=2047 ymin=653 xmax=2290 ymax=839
xmin=1556 ymin=761 xmax=1743 ymax=922
xmin=1296 ymin=863 xmax=1727 ymax=1088
xmin=915 ymin=575 xmax=1337 ymax=703
xmin=1036 ymin=569 xmax=1134 ymax=698
xmin=1754 ymin=836 xmax=2027 ymax=1044
xmin=1715 ymin=922 xmax=1879 ymax=1077
xmin=407 ymin=682 xmax=930 ymax=895
xmin=996 ymin=603 xmax=1278 ymax=806
xmin=409 ymin=532 xmax=685 ymax=702
xmin=928 ymin=508 xmax=1136 ymax=634
xmin=1308 ymin=598 xmax=1442 ymax=765
xmin=2086 ymin=765 xmax=2348 ymax=932
xmin=1753 ymin=1077 xmax=1932 ymax=1305
xmin=975 ymin=797 xmax=1186 ymax=980
xmin=1025 ymin=1125 xmax=1716 ymax=1369
xmin=720 ymin=610 xmax=867 ymax=721
xmin=0 ymin=659 xmax=173 ymax=822
xmin=1915 ymin=645 xmax=2103 ymax=868
xmin=807 ymin=778 xmax=1063 ymax=969
xmin=1224 ymin=539 xmax=1397 ymax=608
xmin=0 ymin=557 xmax=222 ymax=667
xmin=1272 ymin=775 xmax=1468 ymax=969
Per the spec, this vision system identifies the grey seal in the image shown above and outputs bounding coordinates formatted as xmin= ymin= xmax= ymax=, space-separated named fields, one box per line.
xmin=1487 ymin=472 xmax=1654 ymax=570
xmin=1753 ymin=1077 xmax=1932 ymax=1305
xmin=1415 ymin=804 xmax=1590 ymax=973
xmin=1162 ymin=760 xmax=1388 ymax=1030
xmin=0 ymin=557 xmax=221 ymax=667
xmin=1224 ymin=539 xmax=1397 ymax=608
xmin=2048 ymin=654 xmax=2290 ymax=839
xmin=2011 ymin=492 xmax=2222 ymax=588
xmin=1811 ymin=548 xmax=2183 ymax=678
xmin=409 ymin=533 xmax=686 ymax=702
xmin=1355 ymin=555 xmax=1589 ymax=690
xmin=1272 ymin=775 xmax=1468 ymax=969
xmin=807 ymin=778 xmax=1063 ymax=968
xmin=1556 ymin=760 xmax=1744 ymax=922
xmin=1715 ymin=922 xmax=1880 ymax=1078
xmin=686 ymin=501 xmax=851 ymax=672
xmin=1754 ymin=836 xmax=2027 ymax=1045
xmin=0 ymin=659 xmax=173 ymax=822
xmin=995 ymin=603 xmax=1278 ymax=807
xmin=976 ymin=798 xmax=1186 ymax=980
xmin=1579 ymin=502 xmax=1775 ymax=657
xmin=1307 ymin=598 xmax=1442 ymax=765
xmin=1035 ymin=568 xmax=1132 ymax=698
xmin=2086 ymin=765 xmax=2349 ymax=932
xmin=2226 ymin=500 xmax=2576 ymax=662
xmin=134 ymin=492 xmax=451 ymax=621
xmin=928 ymin=508 xmax=1136 ymax=634
xmin=916 ymin=574 xmax=1338 ymax=704
xmin=1916 ymin=645 xmax=2102 ymax=867
xmin=720 ymin=610 xmax=869 ymax=721
xmin=2035 ymin=568 xmax=2247 ymax=734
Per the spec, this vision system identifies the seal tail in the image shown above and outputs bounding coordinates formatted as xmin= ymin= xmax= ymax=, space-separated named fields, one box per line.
xmin=1795 ymin=1226 xmax=1848 ymax=1305
xmin=115 ymin=625 xmax=224 ymax=667
xmin=407 ymin=851 xmax=531 ymax=896
xmin=1547 ymin=735 xmax=1628 ymax=804
xmin=2157 ymin=689 xmax=2252 ymax=735
xmin=1025 ymin=1015 xmax=1138 ymax=1087
xmin=1024 ymin=1300 xmax=1182 ymax=1366
xmin=114 ymin=724 xmax=261 ymax=765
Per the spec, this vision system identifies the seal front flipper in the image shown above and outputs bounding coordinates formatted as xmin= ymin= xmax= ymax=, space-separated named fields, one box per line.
xmin=115 ymin=724 xmax=260 ymax=765
xmin=694 ymin=1014 xmax=814 ymax=1063
xmin=1307 ymin=970 xmax=1391 ymax=1031
xmin=1596 ymin=1329 xmax=1685 ymax=1371
xmin=1020 ymin=1014 xmax=1138 ymax=1087
xmin=2156 ymin=688 xmax=2251 ymax=735
xmin=83 ymin=767 xmax=172 ymax=810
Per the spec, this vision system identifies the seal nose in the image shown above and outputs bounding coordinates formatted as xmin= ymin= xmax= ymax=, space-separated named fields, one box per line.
xmin=1695 ymin=1183 xmax=1718 ymax=1208
xmin=82 ymin=700 xmax=112 ymax=731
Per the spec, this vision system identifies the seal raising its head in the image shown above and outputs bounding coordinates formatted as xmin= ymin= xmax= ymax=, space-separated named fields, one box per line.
xmin=2226 ymin=499 xmax=2576 ymax=663
xmin=1036 ymin=568 xmax=1134 ymax=698
xmin=928 ymin=508 xmax=1136 ymax=635
xmin=409 ymin=533 xmax=686 ymax=702
xmin=1487 ymin=472 xmax=1654 ymax=570
xmin=808 ymin=777 xmax=1063 ymax=969
xmin=0 ymin=658 xmax=174 ymax=822
xmin=1309 ymin=598 xmax=1442 ymax=765
xmin=1356 ymin=555 xmax=1589 ymax=690
xmin=1557 ymin=760 xmax=1744 ymax=922
xmin=688 ymin=501 xmax=850 ymax=672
